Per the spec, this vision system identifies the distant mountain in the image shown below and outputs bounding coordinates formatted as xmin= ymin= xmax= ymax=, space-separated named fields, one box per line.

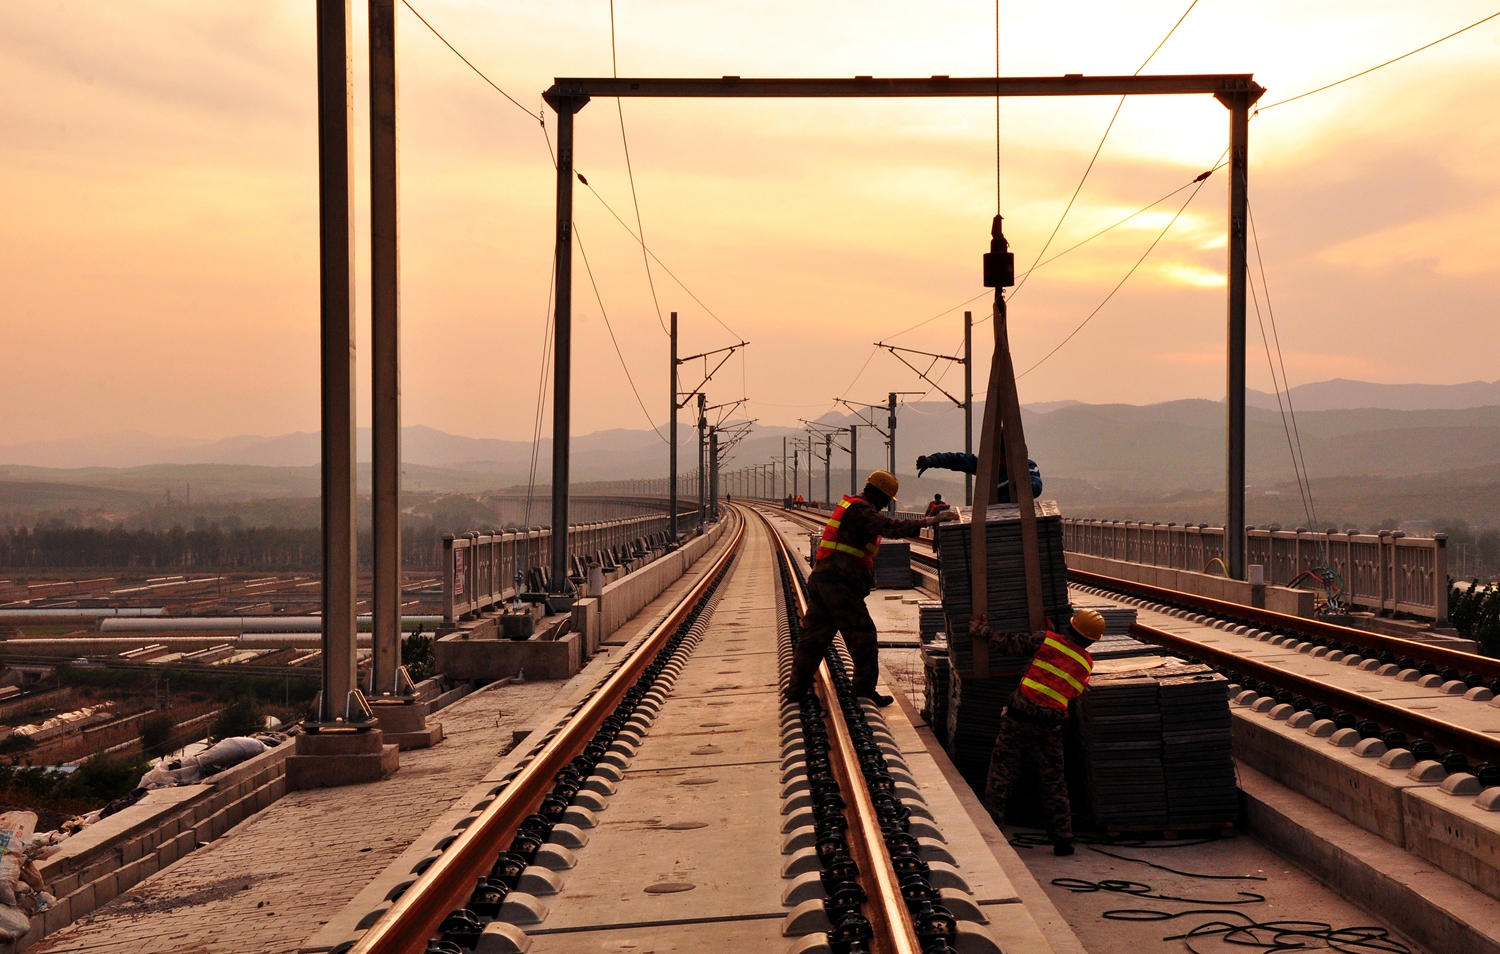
xmin=1247 ymin=378 xmax=1500 ymax=412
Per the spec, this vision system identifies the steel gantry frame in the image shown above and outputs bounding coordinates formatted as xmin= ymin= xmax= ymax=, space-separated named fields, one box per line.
xmin=542 ymin=72 xmax=1263 ymax=577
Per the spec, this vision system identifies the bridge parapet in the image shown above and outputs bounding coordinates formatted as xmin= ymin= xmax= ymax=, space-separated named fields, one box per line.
xmin=1062 ymin=518 xmax=1448 ymax=622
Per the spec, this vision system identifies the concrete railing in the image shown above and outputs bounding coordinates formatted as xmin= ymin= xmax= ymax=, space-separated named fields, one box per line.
xmin=441 ymin=509 xmax=699 ymax=623
xmin=1062 ymin=518 xmax=1449 ymax=621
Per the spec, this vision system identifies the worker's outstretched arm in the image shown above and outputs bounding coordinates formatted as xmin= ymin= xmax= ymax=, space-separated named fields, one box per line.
xmin=915 ymin=452 xmax=978 ymax=476
xmin=969 ymin=617 xmax=1046 ymax=656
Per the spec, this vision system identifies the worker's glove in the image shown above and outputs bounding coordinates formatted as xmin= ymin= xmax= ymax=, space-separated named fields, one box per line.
xmin=969 ymin=614 xmax=990 ymax=640
xmin=925 ymin=509 xmax=960 ymax=525
xmin=916 ymin=455 xmax=931 ymax=475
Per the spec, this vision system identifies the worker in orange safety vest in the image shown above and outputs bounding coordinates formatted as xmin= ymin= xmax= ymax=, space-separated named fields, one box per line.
xmin=972 ymin=608 xmax=1105 ymax=855
xmin=786 ymin=470 xmax=958 ymax=706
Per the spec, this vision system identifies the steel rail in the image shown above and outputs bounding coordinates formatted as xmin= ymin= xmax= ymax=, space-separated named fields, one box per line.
xmin=750 ymin=504 xmax=921 ymax=954
xmin=1070 ymin=567 xmax=1500 ymax=682
xmin=348 ymin=512 xmax=746 ymax=954
xmin=1129 ymin=620 xmax=1500 ymax=765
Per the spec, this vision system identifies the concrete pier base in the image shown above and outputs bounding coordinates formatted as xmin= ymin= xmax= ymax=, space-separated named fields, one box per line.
xmin=286 ymin=729 xmax=399 ymax=790
xmin=372 ymin=699 xmax=443 ymax=750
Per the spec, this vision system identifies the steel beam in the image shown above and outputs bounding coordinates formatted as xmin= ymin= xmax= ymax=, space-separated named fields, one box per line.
xmin=368 ymin=0 xmax=402 ymax=697
xmin=547 ymin=74 xmax=1263 ymax=100
xmin=316 ymin=0 xmax=362 ymax=724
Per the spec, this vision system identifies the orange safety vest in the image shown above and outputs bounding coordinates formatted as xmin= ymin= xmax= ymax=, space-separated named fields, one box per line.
xmin=1018 ymin=633 xmax=1094 ymax=710
xmin=816 ymin=495 xmax=881 ymax=569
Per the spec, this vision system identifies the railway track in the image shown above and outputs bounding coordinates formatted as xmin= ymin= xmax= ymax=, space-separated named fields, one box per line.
xmin=330 ymin=506 xmax=1017 ymax=954
xmin=770 ymin=499 xmax=1500 ymax=777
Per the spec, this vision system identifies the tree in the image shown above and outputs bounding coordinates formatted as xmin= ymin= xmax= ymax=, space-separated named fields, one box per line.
xmin=139 ymin=712 xmax=177 ymax=757
xmin=210 ymin=695 xmax=265 ymax=741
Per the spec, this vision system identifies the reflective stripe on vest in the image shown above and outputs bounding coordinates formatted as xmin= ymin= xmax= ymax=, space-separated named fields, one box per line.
xmin=816 ymin=495 xmax=881 ymax=569
xmin=1019 ymin=635 xmax=1093 ymax=710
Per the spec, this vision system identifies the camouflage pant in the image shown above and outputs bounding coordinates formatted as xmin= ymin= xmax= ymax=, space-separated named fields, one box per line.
xmin=788 ymin=572 xmax=880 ymax=698
xmin=984 ymin=713 xmax=1073 ymax=841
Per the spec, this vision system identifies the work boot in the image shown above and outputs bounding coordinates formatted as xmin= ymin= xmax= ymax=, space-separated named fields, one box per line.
xmin=1052 ymin=839 xmax=1075 ymax=857
xmin=860 ymin=693 xmax=895 ymax=708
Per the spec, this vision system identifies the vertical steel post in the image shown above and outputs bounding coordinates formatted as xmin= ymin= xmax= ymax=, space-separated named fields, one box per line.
xmin=849 ymin=425 xmax=858 ymax=495
xmin=887 ymin=392 xmax=898 ymax=515
xmin=709 ymin=428 xmax=719 ymax=520
xmin=696 ymin=393 xmax=707 ymax=532
xmin=316 ymin=0 xmax=361 ymax=724
xmin=782 ymin=437 xmax=787 ymax=501
xmin=1219 ymin=91 xmax=1253 ymax=580
xmin=543 ymin=91 xmax=588 ymax=591
xmin=368 ymin=0 xmax=402 ymax=698
xmin=824 ymin=433 xmax=832 ymax=507
xmin=964 ymin=310 xmax=974 ymax=508
xmin=669 ymin=311 xmax=678 ymax=542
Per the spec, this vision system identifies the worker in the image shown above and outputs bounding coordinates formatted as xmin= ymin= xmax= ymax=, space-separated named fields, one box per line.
xmin=794 ymin=494 xmax=806 ymax=509
xmin=924 ymin=493 xmax=951 ymax=518
xmin=916 ymin=447 xmax=1043 ymax=501
xmin=787 ymin=470 xmax=959 ymax=706
xmin=972 ymin=608 xmax=1105 ymax=855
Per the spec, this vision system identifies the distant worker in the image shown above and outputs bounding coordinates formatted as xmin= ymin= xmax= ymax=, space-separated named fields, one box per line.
xmin=916 ymin=447 xmax=1042 ymax=501
xmin=924 ymin=493 xmax=951 ymax=519
xmin=972 ymin=608 xmax=1105 ymax=856
xmin=787 ymin=471 xmax=959 ymax=707
xmin=794 ymin=494 xmax=806 ymax=509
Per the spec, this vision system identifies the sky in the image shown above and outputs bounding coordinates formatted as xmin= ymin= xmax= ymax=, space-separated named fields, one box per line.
xmin=2 ymin=0 xmax=1498 ymax=445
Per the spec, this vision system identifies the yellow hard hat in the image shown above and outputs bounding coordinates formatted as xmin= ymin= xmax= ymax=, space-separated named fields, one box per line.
xmin=865 ymin=470 xmax=899 ymax=500
xmin=1069 ymin=609 xmax=1106 ymax=643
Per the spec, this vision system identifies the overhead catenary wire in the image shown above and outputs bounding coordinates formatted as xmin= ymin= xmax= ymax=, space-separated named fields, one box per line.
xmin=1010 ymin=0 xmax=1200 ymax=301
xmin=1247 ymin=201 xmax=1318 ymax=529
xmin=523 ymin=252 xmax=558 ymax=529
xmin=1017 ymin=157 xmax=1218 ymax=379
xmin=575 ymin=225 xmax=669 ymax=443
xmin=608 ymin=0 xmax=668 ymax=338
xmin=399 ymin=0 xmax=541 ymax=124
xmin=1255 ymin=9 xmax=1500 ymax=113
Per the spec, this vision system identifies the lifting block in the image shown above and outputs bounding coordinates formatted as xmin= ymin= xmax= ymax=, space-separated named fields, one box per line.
xmin=286 ymin=730 xmax=399 ymax=790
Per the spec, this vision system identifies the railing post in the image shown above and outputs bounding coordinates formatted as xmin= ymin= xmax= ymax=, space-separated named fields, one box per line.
xmin=1434 ymin=534 xmax=1449 ymax=623
xmin=442 ymin=533 xmax=456 ymax=624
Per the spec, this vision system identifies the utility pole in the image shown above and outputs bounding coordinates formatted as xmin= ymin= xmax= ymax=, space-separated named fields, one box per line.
xmin=369 ymin=0 xmax=404 ymax=699
xmin=824 ymin=432 xmax=832 ymax=508
xmin=849 ymin=424 xmax=858 ymax=495
xmin=315 ymin=0 xmax=367 ymax=726
xmin=697 ymin=392 xmax=707 ymax=532
xmin=709 ymin=427 xmax=719 ymax=521
xmin=887 ymin=392 xmax=898 ymax=515
xmin=669 ymin=311 xmax=678 ymax=543
xmin=964 ymin=310 xmax=974 ymax=507
xmin=1222 ymin=91 xmax=1252 ymax=580
xmin=782 ymin=437 xmax=788 ymax=501
xmin=541 ymin=87 xmax=588 ymax=595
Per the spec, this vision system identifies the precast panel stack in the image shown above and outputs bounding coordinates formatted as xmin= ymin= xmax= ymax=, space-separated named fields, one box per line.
xmin=1075 ymin=672 xmax=1169 ymax=830
xmin=934 ymin=501 xmax=1070 ymax=674
xmin=1073 ymin=660 xmax=1237 ymax=833
xmin=1159 ymin=670 xmax=1236 ymax=828
xmin=920 ymin=640 xmax=951 ymax=749
xmin=918 ymin=601 xmax=945 ymax=644
xmin=873 ymin=542 xmax=913 ymax=588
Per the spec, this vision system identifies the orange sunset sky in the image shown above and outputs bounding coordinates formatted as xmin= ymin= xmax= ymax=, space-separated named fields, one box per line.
xmin=3 ymin=1 xmax=1498 ymax=444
